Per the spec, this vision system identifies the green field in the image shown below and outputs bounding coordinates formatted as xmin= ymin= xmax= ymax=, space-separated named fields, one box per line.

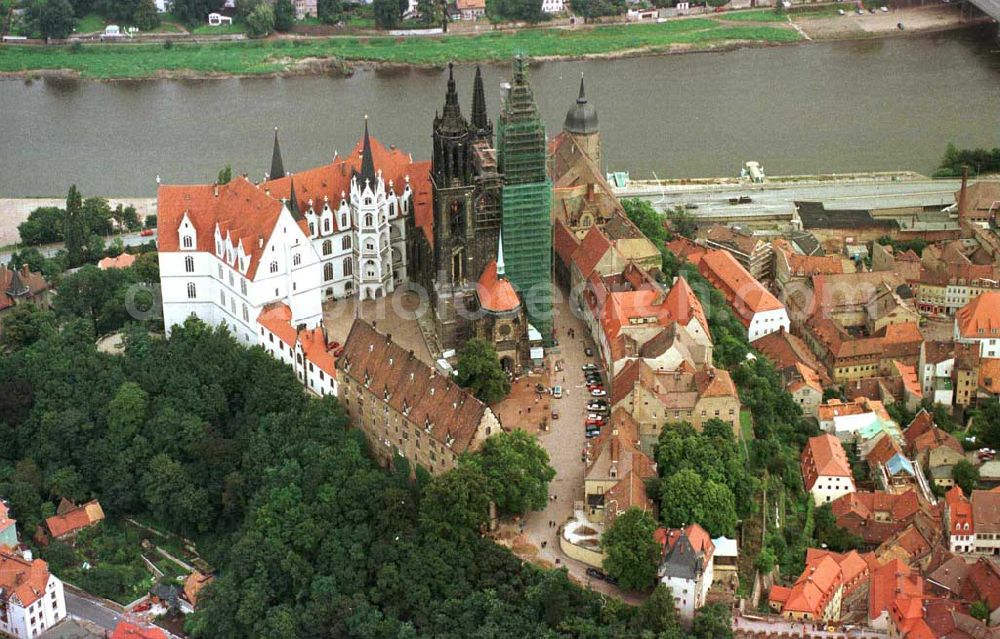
xmin=74 ymin=13 xmax=108 ymax=34
xmin=716 ymin=9 xmax=788 ymax=22
xmin=0 ymin=18 xmax=801 ymax=79
xmin=190 ymin=20 xmax=247 ymax=35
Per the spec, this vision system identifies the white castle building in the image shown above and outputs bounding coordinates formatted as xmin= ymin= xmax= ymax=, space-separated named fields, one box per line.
xmin=157 ymin=122 xmax=431 ymax=395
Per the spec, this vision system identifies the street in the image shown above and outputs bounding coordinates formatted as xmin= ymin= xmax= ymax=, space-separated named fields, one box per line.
xmin=64 ymin=589 xmax=124 ymax=631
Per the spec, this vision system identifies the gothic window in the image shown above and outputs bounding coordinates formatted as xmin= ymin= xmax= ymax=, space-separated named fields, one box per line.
xmin=270 ymin=261 xmax=278 ymax=274
xmin=324 ymin=263 xmax=334 ymax=281
xmin=216 ymin=240 xmax=222 ymax=254
xmin=365 ymin=213 xmax=374 ymax=228
xmin=342 ymin=236 xmax=352 ymax=250
xmin=323 ymin=219 xmax=331 ymax=234
xmin=309 ymin=222 xmax=316 ymax=236
xmin=365 ymin=240 xmax=375 ymax=252
xmin=240 ymin=279 xmax=247 ymax=295
xmin=452 ymin=249 xmax=464 ymax=282
xmin=449 ymin=200 xmax=463 ymax=236
xmin=182 ymin=235 xmax=193 ymax=248
xmin=344 ymin=257 xmax=353 ymax=276
xmin=185 ymin=256 xmax=194 ymax=273
xmin=187 ymin=282 xmax=196 ymax=298
xmin=322 ymin=240 xmax=332 ymax=256
xmin=389 ymin=203 xmax=395 ymax=217
xmin=365 ymin=260 xmax=377 ymax=279
xmin=341 ymin=214 xmax=348 ymax=228
xmin=345 ymin=280 xmax=354 ymax=292
xmin=293 ymin=253 xmax=301 ymax=266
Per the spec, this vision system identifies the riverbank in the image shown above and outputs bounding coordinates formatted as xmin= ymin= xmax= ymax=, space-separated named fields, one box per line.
xmin=0 ymin=5 xmax=982 ymax=81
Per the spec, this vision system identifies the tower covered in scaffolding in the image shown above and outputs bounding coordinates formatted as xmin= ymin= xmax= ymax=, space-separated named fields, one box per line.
xmin=497 ymin=56 xmax=553 ymax=345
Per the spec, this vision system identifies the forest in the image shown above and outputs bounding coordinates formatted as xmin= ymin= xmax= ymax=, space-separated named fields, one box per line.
xmin=0 ymin=263 xmax=720 ymax=637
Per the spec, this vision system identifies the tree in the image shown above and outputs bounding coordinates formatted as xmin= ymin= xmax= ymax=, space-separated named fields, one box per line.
xmin=0 ymin=304 xmax=57 ymax=350
xmin=461 ymin=430 xmax=555 ymax=515
xmin=813 ymin=503 xmax=862 ymax=552
xmin=953 ymin=459 xmax=979 ymax=496
xmin=317 ymin=0 xmax=341 ymax=22
xmin=486 ymin=0 xmax=542 ymax=21
xmin=698 ymin=480 xmax=737 ymax=538
xmin=454 ymin=339 xmax=510 ymax=404
xmin=416 ymin=0 xmax=440 ymax=24
xmin=568 ymin=0 xmax=624 ymax=19
xmin=601 ymin=507 xmax=659 ymax=591
xmin=245 ymin=1 xmax=274 ymax=35
xmin=623 ymin=198 xmax=668 ymax=245
xmin=372 ymin=0 xmax=404 ymax=27
xmin=63 ymin=185 xmax=86 ymax=267
xmin=972 ymin=399 xmax=1000 ymax=450
xmin=969 ymin=601 xmax=990 ymax=623
xmin=659 ymin=469 xmax=736 ymax=537
xmin=170 ymin=0 xmax=222 ymax=25
xmin=419 ymin=465 xmax=490 ymax=543
xmin=692 ymin=603 xmax=733 ymax=639
xmin=17 ymin=206 xmax=65 ymax=246
xmin=273 ymin=0 xmax=294 ymax=31
xmin=26 ymin=0 xmax=75 ymax=39
xmin=664 ymin=206 xmax=696 ymax=239
xmin=131 ymin=0 xmax=160 ymax=29
xmin=633 ymin=584 xmax=684 ymax=636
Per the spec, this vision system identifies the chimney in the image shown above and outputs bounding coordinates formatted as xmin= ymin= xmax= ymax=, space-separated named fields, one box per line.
xmin=213 ymin=183 xmax=220 ymax=197
xmin=958 ymin=165 xmax=969 ymax=219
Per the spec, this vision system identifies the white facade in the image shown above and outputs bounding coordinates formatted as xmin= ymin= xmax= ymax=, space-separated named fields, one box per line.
xmin=541 ymin=0 xmax=564 ymax=12
xmin=303 ymin=171 xmax=410 ymax=302
xmin=809 ymin=473 xmax=856 ymax=506
xmin=955 ymin=323 xmax=1000 ymax=359
xmin=919 ymin=351 xmax=954 ymax=406
xmin=257 ymin=320 xmax=338 ymax=398
xmin=747 ymin=307 xmax=791 ymax=342
xmin=160 ymin=205 xmax=323 ymax=345
xmin=661 ymin=559 xmax=713 ymax=620
xmin=0 ymin=561 xmax=65 ymax=639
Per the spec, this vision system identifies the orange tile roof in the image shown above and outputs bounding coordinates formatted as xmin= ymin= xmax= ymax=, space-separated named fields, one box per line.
xmin=751 ymin=329 xmax=832 ymax=386
xmin=0 ymin=264 xmax=49 ymax=312
xmin=553 ymin=218 xmax=581 ymax=267
xmin=698 ymin=249 xmax=783 ymax=325
xmin=257 ymin=302 xmax=337 ymax=378
xmin=893 ymin=361 xmax=923 ymax=399
xmin=779 ymin=554 xmax=843 ymax=617
xmin=694 ymin=368 xmax=736 ymax=398
xmin=110 ymin=622 xmax=169 ymax=639
xmin=663 ymin=276 xmax=710 ymax=336
xmin=979 ymin=357 xmax=1000 ymax=395
xmin=45 ymin=500 xmax=104 ymax=539
xmin=257 ymin=302 xmax=297 ymax=347
xmin=801 ymin=433 xmax=853 ymax=491
xmin=884 ymin=322 xmax=924 ymax=345
xmin=571 ymin=226 xmax=614 ymax=278
xmin=870 ymin=558 xmax=924 ymax=622
xmin=944 ymin=486 xmax=973 ymax=537
xmin=666 ymin=237 xmax=708 ymax=266
xmin=97 ymin=252 xmax=137 ymax=270
xmin=183 ymin=571 xmax=213 ymax=608
xmin=0 ymin=549 xmax=51 ymax=607
xmin=956 ymin=291 xmax=1000 ymax=339
xmin=773 ymin=239 xmax=847 ymax=277
xmin=866 ymin=433 xmax=902 ymax=467
xmin=477 ymin=260 xmax=520 ymax=314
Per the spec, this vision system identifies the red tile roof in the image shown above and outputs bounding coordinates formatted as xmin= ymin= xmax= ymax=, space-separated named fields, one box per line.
xmin=0 ymin=264 xmax=49 ymax=312
xmin=97 ymin=252 xmax=137 ymax=270
xmin=832 ymin=490 xmax=922 ymax=545
xmin=945 ymin=486 xmax=974 ymax=535
xmin=751 ymin=328 xmax=832 ymax=386
xmin=0 ymin=549 xmax=51 ymax=607
xmin=666 ymin=237 xmax=708 ymax=266
xmin=870 ymin=558 xmax=924 ymax=623
xmin=571 ymin=226 xmax=614 ymax=278
xmin=801 ymin=433 xmax=853 ymax=491
xmin=110 ymin=622 xmax=169 ymax=639
xmin=45 ymin=500 xmax=104 ymax=539
xmin=698 ymin=249 xmax=783 ymax=326
xmin=663 ymin=275 xmax=710 ymax=336
xmin=257 ymin=302 xmax=337 ymax=378
xmin=956 ymin=291 xmax=1000 ymax=339
xmin=553 ymin=218 xmax=581 ymax=268
xmin=477 ymin=260 xmax=520 ymax=314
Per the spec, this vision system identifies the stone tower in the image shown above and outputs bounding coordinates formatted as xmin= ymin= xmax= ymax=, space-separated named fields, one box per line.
xmin=563 ymin=76 xmax=600 ymax=166
xmin=497 ymin=56 xmax=553 ymax=344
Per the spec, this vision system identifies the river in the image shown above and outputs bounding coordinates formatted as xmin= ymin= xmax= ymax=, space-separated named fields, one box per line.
xmin=1 ymin=29 xmax=998 ymax=197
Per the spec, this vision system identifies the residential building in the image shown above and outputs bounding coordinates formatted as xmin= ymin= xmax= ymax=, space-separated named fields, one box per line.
xmin=869 ymin=558 xmax=924 ymax=631
xmin=831 ymin=490 xmax=924 ymax=548
xmin=0 ymin=264 xmax=50 ymax=329
xmin=109 ymin=622 xmax=169 ymax=639
xmin=957 ymin=177 xmax=1000 ymax=227
xmin=874 ymin=524 xmax=934 ymax=570
xmin=655 ymin=524 xmax=715 ymax=620
xmin=927 ymin=446 xmax=966 ymax=489
xmin=768 ymin=548 xmax=871 ymax=622
xmin=697 ymin=249 xmax=789 ymax=341
xmin=711 ymin=536 xmax=739 ymax=592
xmin=918 ymin=340 xmax=954 ymax=406
xmin=611 ymin=358 xmax=740 ymax=449
xmin=801 ymin=433 xmax=856 ymax=505
xmin=291 ymin=0 xmax=317 ymax=19
xmin=960 ymin=558 xmax=1000 ymax=625
xmin=0 ymin=549 xmax=66 ymax=639
xmin=943 ymin=485 xmax=975 ymax=554
xmin=954 ymin=342 xmax=981 ymax=407
xmin=256 ymin=302 xmax=338 ymax=397
xmin=336 ymin=320 xmax=500 ymax=476
xmin=955 ymin=291 xmax=1000 ymax=358
xmin=698 ymin=224 xmax=773 ymax=282
xmin=0 ymin=502 xmax=16 ymax=549
xmin=970 ymin=489 xmax=1000 ymax=555
xmin=182 ymin=571 xmax=214 ymax=611
xmin=44 ymin=499 xmax=104 ymax=541
xmin=583 ymin=410 xmax=656 ymax=525
xmin=807 ymin=271 xmax=920 ymax=335
xmin=541 ymin=0 xmax=564 ymax=12
xmin=97 ymin=252 xmax=137 ymax=270
xmin=772 ymin=238 xmax=851 ymax=301
xmin=980 ymin=461 xmax=1000 ymax=489
xmin=783 ymin=362 xmax=825 ymax=417
xmin=817 ymin=397 xmax=896 ymax=441
xmin=455 ymin=0 xmax=485 ymax=19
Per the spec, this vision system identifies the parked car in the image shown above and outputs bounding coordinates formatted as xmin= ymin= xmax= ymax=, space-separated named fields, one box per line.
xmin=552 ymin=385 xmax=563 ymax=399
xmin=587 ymin=413 xmax=606 ymax=421
xmin=551 ymin=407 xmax=559 ymax=420
xmin=587 ymin=404 xmax=608 ymax=413
xmin=590 ymin=389 xmax=607 ymax=397
xmin=582 ymin=364 xmax=598 ymax=371
xmin=585 ymin=429 xmax=602 ymax=439
xmin=586 ymin=418 xmax=605 ymax=427
xmin=586 ymin=568 xmax=606 ymax=580
xmin=140 ymin=228 xmax=155 ymax=237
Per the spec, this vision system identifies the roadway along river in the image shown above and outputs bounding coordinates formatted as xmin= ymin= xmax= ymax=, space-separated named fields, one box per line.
xmin=1 ymin=29 xmax=998 ymax=197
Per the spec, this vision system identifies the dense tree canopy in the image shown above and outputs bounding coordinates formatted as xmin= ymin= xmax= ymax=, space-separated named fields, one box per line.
xmin=935 ymin=143 xmax=1000 ymax=178
xmin=601 ymin=507 xmax=660 ymax=591
xmin=461 ymin=429 xmax=555 ymax=515
xmin=454 ymin=338 xmax=510 ymax=404
xmin=25 ymin=0 xmax=75 ymax=38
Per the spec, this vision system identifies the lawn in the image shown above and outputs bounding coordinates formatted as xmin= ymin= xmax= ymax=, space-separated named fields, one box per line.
xmin=740 ymin=409 xmax=753 ymax=441
xmin=716 ymin=9 xmax=788 ymax=22
xmin=190 ymin=21 xmax=247 ymax=35
xmin=147 ymin=19 xmax=187 ymax=34
xmin=0 ymin=18 xmax=801 ymax=79
xmin=74 ymin=13 xmax=107 ymax=34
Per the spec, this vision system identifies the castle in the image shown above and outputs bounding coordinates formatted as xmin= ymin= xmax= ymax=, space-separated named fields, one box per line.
xmin=158 ymin=58 xmax=558 ymax=376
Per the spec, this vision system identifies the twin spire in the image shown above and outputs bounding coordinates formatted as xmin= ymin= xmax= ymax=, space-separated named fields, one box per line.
xmin=439 ymin=62 xmax=491 ymax=137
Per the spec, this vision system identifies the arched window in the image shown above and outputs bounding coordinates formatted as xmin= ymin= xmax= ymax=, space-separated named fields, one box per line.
xmin=324 ymin=263 xmax=334 ymax=281
xmin=365 ymin=214 xmax=373 ymax=228
xmin=340 ymin=214 xmax=348 ymax=229
xmin=345 ymin=280 xmax=354 ymax=292
xmin=185 ymin=256 xmax=194 ymax=273
xmin=270 ymin=261 xmax=278 ymax=273
xmin=309 ymin=222 xmax=316 ymax=236
xmin=344 ymin=257 xmax=353 ymax=277
xmin=323 ymin=219 xmax=331 ymax=234
xmin=322 ymin=240 xmax=332 ymax=256
xmin=365 ymin=240 xmax=375 ymax=252
xmin=293 ymin=253 xmax=301 ymax=266
xmin=187 ymin=282 xmax=196 ymax=299
xmin=365 ymin=260 xmax=377 ymax=279
xmin=342 ymin=236 xmax=352 ymax=250
xmin=240 ymin=279 xmax=247 ymax=295
xmin=220 ymin=290 xmax=226 ymax=305
xmin=182 ymin=235 xmax=193 ymax=248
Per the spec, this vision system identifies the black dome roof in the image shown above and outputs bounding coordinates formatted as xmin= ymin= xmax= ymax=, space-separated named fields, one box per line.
xmin=563 ymin=77 xmax=598 ymax=135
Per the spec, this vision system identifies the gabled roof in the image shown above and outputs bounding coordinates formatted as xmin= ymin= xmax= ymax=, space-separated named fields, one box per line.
xmin=971 ymin=490 xmax=1000 ymax=533
xmin=97 ymin=253 xmax=137 ymax=270
xmin=110 ymin=622 xmax=169 ymax=639
xmin=553 ymin=218 xmax=581 ymax=267
xmin=751 ymin=328 xmax=832 ymax=386
xmin=659 ymin=524 xmax=715 ymax=581
xmin=338 ymin=320 xmax=490 ymax=454
xmin=945 ymin=486 xmax=974 ymax=535
xmin=698 ymin=249 xmax=783 ymax=324
xmin=956 ymin=291 xmax=1000 ymax=339
xmin=869 ymin=558 xmax=924 ymax=622
xmin=183 ymin=571 xmax=214 ymax=608
xmin=45 ymin=500 xmax=104 ymax=539
xmin=663 ymin=276 xmax=709 ymax=336
xmin=0 ymin=549 xmax=51 ymax=608
xmin=571 ymin=226 xmax=614 ymax=278
xmin=0 ymin=264 xmax=48 ymax=312
xmin=802 ymin=433 xmax=852 ymax=491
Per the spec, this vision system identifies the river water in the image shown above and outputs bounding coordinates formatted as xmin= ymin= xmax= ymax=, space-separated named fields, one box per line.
xmin=1 ymin=29 xmax=999 ymax=197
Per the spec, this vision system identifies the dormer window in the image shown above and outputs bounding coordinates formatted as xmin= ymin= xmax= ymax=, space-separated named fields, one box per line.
xmin=364 ymin=371 xmax=371 ymax=387
xmin=340 ymin=214 xmax=348 ymax=228
xmin=424 ymin=417 xmax=432 ymax=432
xmin=402 ymin=400 xmax=410 ymax=417
xmin=182 ymin=235 xmax=193 ymax=248
xmin=293 ymin=253 xmax=301 ymax=267
xmin=270 ymin=261 xmax=278 ymax=274
xmin=216 ymin=240 xmax=223 ymax=254
xmin=445 ymin=435 xmax=455 ymax=448
xmin=309 ymin=222 xmax=316 ymax=236
xmin=383 ymin=387 xmax=391 ymax=401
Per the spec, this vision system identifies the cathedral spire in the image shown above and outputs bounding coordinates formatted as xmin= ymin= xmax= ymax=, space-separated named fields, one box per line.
xmin=359 ymin=115 xmax=376 ymax=187
xmin=496 ymin=230 xmax=506 ymax=277
xmin=270 ymin=126 xmax=285 ymax=180
xmin=471 ymin=64 xmax=489 ymax=133
xmin=578 ymin=75 xmax=586 ymax=103
xmin=442 ymin=62 xmax=463 ymax=123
